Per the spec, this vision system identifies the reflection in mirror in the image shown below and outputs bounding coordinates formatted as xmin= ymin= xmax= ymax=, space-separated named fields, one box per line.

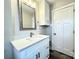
xmin=18 ymin=0 xmax=36 ymax=30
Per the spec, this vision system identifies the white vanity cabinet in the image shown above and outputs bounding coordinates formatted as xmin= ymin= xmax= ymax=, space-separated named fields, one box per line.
xmin=12 ymin=35 xmax=49 ymax=59
xmin=38 ymin=0 xmax=50 ymax=25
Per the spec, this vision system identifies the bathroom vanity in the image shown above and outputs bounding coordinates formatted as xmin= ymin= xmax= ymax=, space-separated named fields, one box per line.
xmin=11 ymin=35 xmax=49 ymax=59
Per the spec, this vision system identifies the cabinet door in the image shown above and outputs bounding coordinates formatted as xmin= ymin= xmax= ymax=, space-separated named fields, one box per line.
xmin=39 ymin=0 xmax=49 ymax=25
xmin=39 ymin=39 xmax=49 ymax=59
xmin=20 ymin=47 xmax=40 ymax=59
xmin=39 ymin=46 xmax=45 ymax=59
xmin=40 ymin=45 xmax=49 ymax=59
xmin=39 ymin=0 xmax=45 ymax=25
xmin=19 ymin=50 xmax=36 ymax=59
xmin=45 ymin=1 xmax=50 ymax=25
xmin=26 ymin=50 xmax=37 ymax=59
xmin=43 ymin=42 xmax=49 ymax=59
xmin=19 ymin=44 xmax=39 ymax=59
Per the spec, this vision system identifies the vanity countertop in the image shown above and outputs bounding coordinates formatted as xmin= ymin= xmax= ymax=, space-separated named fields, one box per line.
xmin=11 ymin=35 xmax=49 ymax=51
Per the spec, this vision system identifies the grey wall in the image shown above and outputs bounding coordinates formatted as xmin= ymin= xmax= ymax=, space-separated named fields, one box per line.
xmin=4 ymin=0 xmax=13 ymax=59
xmin=4 ymin=0 xmax=39 ymax=59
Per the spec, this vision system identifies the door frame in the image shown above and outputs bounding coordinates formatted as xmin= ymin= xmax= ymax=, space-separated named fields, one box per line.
xmin=52 ymin=2 xmax=75 ymax=57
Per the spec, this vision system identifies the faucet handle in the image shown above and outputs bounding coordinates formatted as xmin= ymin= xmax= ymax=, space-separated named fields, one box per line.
xmin=30 ymin=32 xmax=34 ymax=35
xmin=30 ymin=32 xmax=34 ymax=37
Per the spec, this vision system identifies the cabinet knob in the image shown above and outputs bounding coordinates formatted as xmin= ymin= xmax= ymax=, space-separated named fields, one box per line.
xmin=36 ymin=54 xmax=38 ymax=59
xmin=38 ymin=52 xmax=40 ymax=58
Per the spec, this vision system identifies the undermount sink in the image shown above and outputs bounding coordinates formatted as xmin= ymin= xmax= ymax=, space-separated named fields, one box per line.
xmin=11 ymin=35 xmax=49 ymax=51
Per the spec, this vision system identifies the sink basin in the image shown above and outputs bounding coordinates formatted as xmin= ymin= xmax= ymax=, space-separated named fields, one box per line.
xmin=11 ymin=38 xmax=32 ymax=49
xmin=11 ymin=35 xmax=49 ymax=51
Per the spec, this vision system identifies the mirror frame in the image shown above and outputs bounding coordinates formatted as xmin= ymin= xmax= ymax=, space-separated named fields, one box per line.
xmin=17 ymin=0 xmax=36 ymax=30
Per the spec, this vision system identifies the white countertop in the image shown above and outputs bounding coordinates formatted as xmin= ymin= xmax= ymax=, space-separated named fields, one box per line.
xmin=11 ymin=35 xmax=49 ymax=51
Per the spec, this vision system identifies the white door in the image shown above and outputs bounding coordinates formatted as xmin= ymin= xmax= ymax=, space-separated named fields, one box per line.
xmin=52 ymin=5 xmax=74 ymax=57
xmin=53 ymin=10 xmax=64 ymax=53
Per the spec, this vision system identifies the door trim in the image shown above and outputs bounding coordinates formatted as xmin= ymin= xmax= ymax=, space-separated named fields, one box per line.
xmin=52 ymin=2 xmax=74 ymax=12
xmin=52 ymin=5 xmax=74 ymax=57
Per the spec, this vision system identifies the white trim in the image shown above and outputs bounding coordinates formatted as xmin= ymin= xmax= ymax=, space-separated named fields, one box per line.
xmin=53 ymin=2 xmax=75 ymax=12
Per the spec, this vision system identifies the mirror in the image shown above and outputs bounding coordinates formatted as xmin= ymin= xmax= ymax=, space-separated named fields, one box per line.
xmin=18 ymin=0 xmax=36 ymax=30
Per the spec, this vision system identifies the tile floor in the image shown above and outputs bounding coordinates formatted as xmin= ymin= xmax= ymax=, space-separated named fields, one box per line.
xmin=49 ymin=50 xmax=74 ymax=59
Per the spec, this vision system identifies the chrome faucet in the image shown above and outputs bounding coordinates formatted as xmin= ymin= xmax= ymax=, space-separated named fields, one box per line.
xmin=30 ymin=32 xmax=34 ymax=37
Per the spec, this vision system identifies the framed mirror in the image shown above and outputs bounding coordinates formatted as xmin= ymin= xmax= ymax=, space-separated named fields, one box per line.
xmin=18 ymin=0 xmax=36 ymax=30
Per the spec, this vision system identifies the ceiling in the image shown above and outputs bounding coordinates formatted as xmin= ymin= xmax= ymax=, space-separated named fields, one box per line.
xmin=32 ymin=0 xmax=54 ymax=4
xmin=46 ymin=0 xmax=54 ymax=4
xmin=32 ymin=0 xmax=74 ymax=5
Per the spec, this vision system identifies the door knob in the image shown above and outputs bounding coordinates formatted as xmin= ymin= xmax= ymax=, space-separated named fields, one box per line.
xmin=46 ymin=54 xmax=49 ymax=58
xmin=53 ymin=33 xmax=56 ymax=35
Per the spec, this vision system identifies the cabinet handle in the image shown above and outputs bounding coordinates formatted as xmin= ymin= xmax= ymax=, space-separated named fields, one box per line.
xmin=53 ymin=33 xmax=56 ymax=35
xmin=36 ymin=54 xmax=38 ymax=59
xmin=46 ymin=46 xmax=49 ymax=49
xmin=46 ymin=54 xmax=49 ymax=58
xmin=38 ymin=52 xmax=40 ymax=58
